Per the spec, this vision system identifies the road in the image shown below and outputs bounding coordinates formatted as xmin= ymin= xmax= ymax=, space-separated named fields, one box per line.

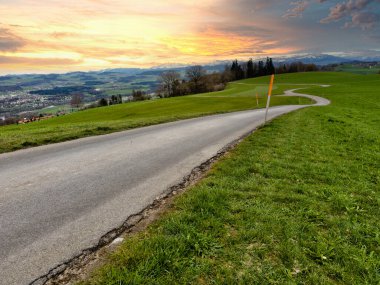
xmin=0 ymin=90 xmax=329 ymax=285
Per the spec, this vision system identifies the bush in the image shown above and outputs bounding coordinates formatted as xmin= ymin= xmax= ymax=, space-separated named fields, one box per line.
xmin=0 ymin=117 xmax=18 ymax=126
xmin=98 ymin=98 xmax=108 ymax=107
xmin=132 ymin=90 xmax=149 ymax=101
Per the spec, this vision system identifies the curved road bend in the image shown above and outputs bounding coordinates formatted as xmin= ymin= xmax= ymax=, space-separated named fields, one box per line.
xmin=0 ymin=90 xmax=329 ymax=285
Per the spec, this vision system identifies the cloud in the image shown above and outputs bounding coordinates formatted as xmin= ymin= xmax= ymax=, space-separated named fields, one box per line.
xmin=0 ymin=28 xmax=26 ymax=51
xmin=251 ymin=0 xmax=280 ymax=10
xmin=0 ymin=0 xmax=379 ymax=72
xmin=50 ymin=32 xmax=79 ymax=39
xmin=345 ymin=12 xmax=380 ymax=29
xmin=283 ymin=1 xmax=310 ymax=18
xmin=0 ymin=55 xmax=83 ymax=66
xmin=367 ymin=33 xmax=380 ymax=42
xmin=320 ymin=0 xmax=380 ymax=29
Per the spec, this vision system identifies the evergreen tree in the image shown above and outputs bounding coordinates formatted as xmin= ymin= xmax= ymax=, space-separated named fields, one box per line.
xmin=258 ymin=61 xmax=265 ymax=76
xmin=246 ymin=58 xmax=254 ymax=78
xmin=230 ymin=60 xmax=238 ymax=80
xmin=264 ymin=57 xmax=271 ymax=75
xmin=237 ymin=64 xmax=245 ymax=80
xmin=253 ymin=63 xmax=258 ymax=77
xmin=230 ymin=60 xmax=244 ymax=80
xmin=98 ymin=98 xmax=108 ymax=107
xmin=110 ymin=95 xmax=118 ymax=105
xmin=266 ymin=57 xmax=275 ymax=75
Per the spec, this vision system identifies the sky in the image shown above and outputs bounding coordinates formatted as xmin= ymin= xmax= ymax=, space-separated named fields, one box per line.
xmin=0 ymin=0 xmax=379 ymax=74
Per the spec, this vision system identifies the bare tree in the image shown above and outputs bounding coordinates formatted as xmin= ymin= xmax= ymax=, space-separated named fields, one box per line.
xmin=186 ymin=65 xmax=206 ymax=93
xmin=70 ymin=93 xmax=83 ymax=108
xmin=132 ymin=89 xmax=147 ymax=101
xmin=159 ymin=71 xmax=180 ymax=97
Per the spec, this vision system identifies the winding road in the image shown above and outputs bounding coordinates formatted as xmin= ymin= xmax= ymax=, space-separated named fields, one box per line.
xmin=0 ymin=89 xmax=329 ymax=285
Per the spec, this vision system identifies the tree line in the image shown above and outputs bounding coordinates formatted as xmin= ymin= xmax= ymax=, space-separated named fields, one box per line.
xmin=154 ymin=58 xmax=319 ymax=98
xmin=228 ymin=57 xmax=318 ymax=80
xmin=156 ymin=66 xmax=229 ymax=98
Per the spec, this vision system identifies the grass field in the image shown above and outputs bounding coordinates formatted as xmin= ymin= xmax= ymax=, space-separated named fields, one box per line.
xmin=0 ymin=76 xmax=314 ymax=154
xmin=37 ymin=104 xmax=76 ymax=115
xmin=79 ymin=72 xmax=380 ymax=284
xmin=335 ymin=64 xmax=380 ymax=75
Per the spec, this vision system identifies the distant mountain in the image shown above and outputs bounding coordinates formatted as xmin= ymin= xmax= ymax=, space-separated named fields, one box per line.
xmin=141 ymin=54 xmax=377 ymax=69
xmin=99 ymin=68 xmax=143 ymax=75
xmin=104 ymin=64 xmax=227 ymax=76
xmin=151 ymin=63 xmax=191 ymax=69
xmin=274 ymin=54 xmax=380 ymax=65
xmin=275 ymin=54 xmax=350 ymax=65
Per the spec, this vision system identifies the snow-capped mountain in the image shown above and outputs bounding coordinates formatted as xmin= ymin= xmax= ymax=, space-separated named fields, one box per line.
xmin=274 ymin=54 xmax=380 ymax=65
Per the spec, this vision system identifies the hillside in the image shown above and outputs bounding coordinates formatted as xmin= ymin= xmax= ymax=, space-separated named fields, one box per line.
xmin=79 ymin=71 xmax=380 ymax=285
xmin=1 ymin=72 xmax=378 ymax=155
xmin=0 ymin=65 xmax=228 ymax=117
xmin=0 ymin=74 xmax=319 ymax=153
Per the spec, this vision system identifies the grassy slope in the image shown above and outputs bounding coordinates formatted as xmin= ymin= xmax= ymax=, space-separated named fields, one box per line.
xmin=335 ymin=64 xmax=380 ymax=75
xmin=81 ymin=72 xmax=380 ymax=284
xmin=0 ymin=78 xmax=312 ymax=154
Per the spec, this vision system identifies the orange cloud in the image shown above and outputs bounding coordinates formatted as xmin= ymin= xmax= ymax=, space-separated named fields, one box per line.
xmin=0 ymin=0 xmax=299 ymax=73
xmin=162 ymin=28 xmax=296 ymax=61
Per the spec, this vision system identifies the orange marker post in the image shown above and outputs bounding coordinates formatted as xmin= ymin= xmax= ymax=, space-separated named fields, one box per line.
xmin=264 ymin=74 xmax=275 ymax=123
xmin=256 ymin=93 xmax=259 ymax=107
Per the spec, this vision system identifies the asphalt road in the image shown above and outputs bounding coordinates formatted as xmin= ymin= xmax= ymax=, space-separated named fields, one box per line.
xmin=0 ymin=90 xmax=329 ymax=285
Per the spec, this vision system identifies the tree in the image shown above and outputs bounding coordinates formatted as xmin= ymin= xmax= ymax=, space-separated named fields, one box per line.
xmin=221 ymin=65 xmax=233 ymax=83
xmin=98 ymin=98 xmax=108 ymax=106
xmin=266 ymin=57 xmax=275 ymax=75
xmin=109 ymin=95 xmax=122 ymax=105
xmin=277 ymin=64 xmax=287 ymax=74
xmin=159 ymin=71 xmax=181 ymax=97
xmin=230 ymin=60 xmax=245 ymax=80
xmin=288 ymin=62 xmax=299 ymax=73
xmin=305 ymin=63 xmax=318 ymax=72
xmin=186 ymin=65 xmax=206 ymax=93
xmin=246 ymin=58 xmax=255 ymax=78
xmin=0 ymin=117 xmax=18 ymax=126
xmin=204 ymin=72 xmax=225 ymax=92
xmin=175 ymin=80 xmax=191 ymax=96
xmin=70 ymin=93 xmax=83 ymax=108
xmin=258 ymin=61 xmax=265 ymax=76
xmin=132 ymin=90 xmax=147 ymax=101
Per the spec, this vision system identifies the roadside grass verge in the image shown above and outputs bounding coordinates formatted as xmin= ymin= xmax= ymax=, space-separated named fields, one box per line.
xmin=80 ymin=72 xmax=379 ymax=284
xmin=0 ymin=75 xmax=316 ymax=153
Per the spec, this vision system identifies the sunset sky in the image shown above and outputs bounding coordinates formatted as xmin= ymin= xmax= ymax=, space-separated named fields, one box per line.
xmin=1 ymin=0 xmax=380 ymax=74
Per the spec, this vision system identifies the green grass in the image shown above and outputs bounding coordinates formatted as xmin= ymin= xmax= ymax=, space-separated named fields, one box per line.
xmin=37 ymin=104 xmax=75 ymax=115
xmin=335 ymin=64 xmax=380 ymax=75
xmin=0 ymin=75 xmax=314 ymax=153
xmin=80 ymin=72 xmax=380 ymax=284
xmin=104 ymin=88 xmax=136 ymax=96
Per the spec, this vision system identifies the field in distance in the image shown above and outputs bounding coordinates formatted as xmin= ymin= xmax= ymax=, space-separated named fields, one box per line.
xmin=334 ymin=63 xmax=380 ymax=74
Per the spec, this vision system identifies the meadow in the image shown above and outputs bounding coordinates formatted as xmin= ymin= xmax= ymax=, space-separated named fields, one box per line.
xmin=334 ymin=63 xmax=380 ymax=75
xmin=0 ymin=77 xmax=313 ymax=153
xmin=79 ymin=72 xmax=380 ymax=284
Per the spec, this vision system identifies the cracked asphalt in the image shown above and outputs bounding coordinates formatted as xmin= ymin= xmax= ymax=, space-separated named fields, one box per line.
xmin=0 ymin=90 xmax=329 ymax=285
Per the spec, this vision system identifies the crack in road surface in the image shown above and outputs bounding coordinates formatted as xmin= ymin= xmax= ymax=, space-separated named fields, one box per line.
xmin=0 ymin=89 xmax=330 ymax=285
